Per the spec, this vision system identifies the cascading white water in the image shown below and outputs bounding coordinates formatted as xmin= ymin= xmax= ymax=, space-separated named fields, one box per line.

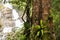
xmin=2 ymin=0 xmax=24 ymax=32
xmin=0 ymin=0 xmax=24 ymax=40
xmin=12 ymin=9 xmax=24 ymax=28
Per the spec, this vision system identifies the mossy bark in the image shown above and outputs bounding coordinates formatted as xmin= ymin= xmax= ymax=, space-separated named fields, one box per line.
xmin=42 ymin=0 xmax=56 ymax=40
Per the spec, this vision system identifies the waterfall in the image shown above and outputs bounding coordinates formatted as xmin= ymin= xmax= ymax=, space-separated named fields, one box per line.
xmin=12 ymin=9 xmax=24 ymax=28
xmin=0 ymin=0 xmax=24 ymax=40
xmin=2 ymin=0 xmax=24 ymax=33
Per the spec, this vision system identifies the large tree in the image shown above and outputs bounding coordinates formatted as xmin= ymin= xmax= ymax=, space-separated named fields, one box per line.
xmin=42 ymin=0 xmax=56 ymax=40
xmin=30 ymin=0 xmax=42 ymax=40
xmin=31 ymin=0 xmax=56 ymax=40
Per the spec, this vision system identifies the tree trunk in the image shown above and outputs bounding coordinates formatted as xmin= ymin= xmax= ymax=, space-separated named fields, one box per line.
xmin=42 ymin=0 xmax=56 ymax=40
xmin=32 ymin=0 xmax=42 ymax=25
xmin=48 ymin=0 xmax=56 ymax=40
xmin=30 ymin=0 xmax=56 ymax=40
xmin=31 ymin=0 xmax=42 ymax=40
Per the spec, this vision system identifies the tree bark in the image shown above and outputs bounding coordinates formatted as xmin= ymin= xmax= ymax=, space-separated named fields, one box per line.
xmin=31 ymin=0 xmax=42 ymax=40
xmin=42 ymin=0 xmax=56 ymax=40
xmin=31 ymin=0 xmax=56 ymax=40
xmin=32 ymin=0 xmax=42 ymax=25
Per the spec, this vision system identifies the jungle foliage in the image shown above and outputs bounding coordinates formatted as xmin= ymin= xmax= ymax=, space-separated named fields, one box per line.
xmin=6 ymin=0 xmax=60 ymax=40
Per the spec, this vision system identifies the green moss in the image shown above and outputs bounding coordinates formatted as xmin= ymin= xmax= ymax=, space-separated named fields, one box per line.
xmin=24 ymin=22 xmax=31 ymax=29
